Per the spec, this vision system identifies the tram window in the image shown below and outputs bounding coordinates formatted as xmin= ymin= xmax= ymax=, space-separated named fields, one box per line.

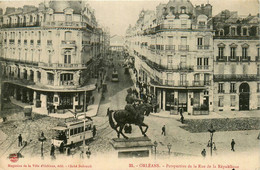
xmin=85 ymin=126 xmax=88 ymax=131
xmin=78 ymin=127 xmax=81 ymax=133
xmin=70 ymin=129 xmax=73 ymax=136
xmin=74 ymin=128 xmax=77 ymax=135
xmin=81 ymin=127 xmax=84 ymax=132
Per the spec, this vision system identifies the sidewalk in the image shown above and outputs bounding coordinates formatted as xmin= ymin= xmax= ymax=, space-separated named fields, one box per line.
xmin=9 ymin=71 xmax=107 ymax=119
xmin=151 ymin=109 xmax=260 ymax=119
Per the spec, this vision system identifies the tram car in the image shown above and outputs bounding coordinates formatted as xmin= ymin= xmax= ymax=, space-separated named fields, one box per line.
xmin=51 ymin=118 xmax=93 ymax=148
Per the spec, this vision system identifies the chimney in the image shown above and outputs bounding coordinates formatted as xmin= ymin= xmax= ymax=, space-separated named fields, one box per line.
xmin=5 ymin=7 xmax=15 ymax=15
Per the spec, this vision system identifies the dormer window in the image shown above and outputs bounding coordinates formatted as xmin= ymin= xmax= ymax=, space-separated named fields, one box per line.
xmin=242 ymin=27 xmax=248 ymax=36
xmin=219 ymin=29 xmax=224 ymax=36
xmin=230 ymin=26 xmax=236 ymax=36
xmin=170 ymin=7 xmax=175 ymax=14
xmin=181 ymin=7 xmax=186 ymax=14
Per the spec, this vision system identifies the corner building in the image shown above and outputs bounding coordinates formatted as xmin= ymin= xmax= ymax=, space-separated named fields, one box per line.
xmin=0 ymin=1 xmax=105 ymax=112
xmin=213 ymin=11 xmax=260 ymax=111
xmin=126 ymin=0 xmax=214 ymax=114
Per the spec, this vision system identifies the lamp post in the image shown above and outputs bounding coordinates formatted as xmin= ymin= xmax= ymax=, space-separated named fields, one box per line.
xmin=38 ymin=132 xmax=46 ymax=159
xmin=167 ymin=143 xmax=172 ymax=156
xmin=207 ymin=124 xmax=216 ymax=156
xmin=154 ymin=141 xmax=158 ymax=159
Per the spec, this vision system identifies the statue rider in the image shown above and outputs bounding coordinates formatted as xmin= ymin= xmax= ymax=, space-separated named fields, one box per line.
xmin=125 ymin=88 xmax=139 ymax=119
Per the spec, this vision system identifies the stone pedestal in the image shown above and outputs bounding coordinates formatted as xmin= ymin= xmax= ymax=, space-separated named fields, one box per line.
xmin=110 ymin=137 xmax=153 ymax=159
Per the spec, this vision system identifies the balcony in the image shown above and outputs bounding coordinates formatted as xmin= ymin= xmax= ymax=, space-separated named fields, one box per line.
xmin=38 ymin=63 xmax=88 ymax=69
xmin=165 ymin=80 xmax=174 ymax=86
xmin=240 ymin=56 xmax=251 ymax=62
xmin=47 ymin=80 xmax=54 ymax=85
xmin=197 ymin=65 xmax=210 ymax=70
xmin=216 ymin=56 xmax=227 ymax=62
xmin=178 ymin=81 xmax=189 ymax=86
xmin=228 ymin=56 xmax=239 ymax=62
xmin=197 ymin=45 xmax=210 ymax=50
xmin=61 ymin=40 xmax=76 ymax=47
xmin=218 ymin=90 xmax=225 ymax=93
xmin=9 ymin=39 xmax=15 ymax=44
xmin=214 ymin=74 xmax=260 ymax=82
xmin=178 ymin=45 xmax=189 ymax=51
xmin=193 ymin=81 xmax=204 ymax=86
xmin=165 ymin=45 xmax=175 ymax=51
xmin=230 ymin=90 xmax=237 ymax=93
xmin=43 ymin=21 xmax=93 ymax=30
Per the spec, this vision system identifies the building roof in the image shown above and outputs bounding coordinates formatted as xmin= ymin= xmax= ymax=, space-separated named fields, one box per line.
xmin=49 ymin=1 xmax=83 ymax=14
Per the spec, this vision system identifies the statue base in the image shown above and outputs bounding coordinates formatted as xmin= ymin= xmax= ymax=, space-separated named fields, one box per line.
xmin=110 ymin=137 xmax=153 ymax=158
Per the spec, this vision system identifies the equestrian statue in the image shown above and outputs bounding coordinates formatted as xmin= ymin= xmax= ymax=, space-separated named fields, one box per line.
xmin=107 ymin=88 xmax=153 ymax=139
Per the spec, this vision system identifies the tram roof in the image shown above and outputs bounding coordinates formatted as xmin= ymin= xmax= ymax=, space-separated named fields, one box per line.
xmin=52 ymin=126 xmax=67 ymax=131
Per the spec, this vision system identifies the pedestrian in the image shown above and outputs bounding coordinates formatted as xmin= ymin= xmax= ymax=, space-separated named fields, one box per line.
xmin=179 ymin=107 xmax=183 ymax=117
xmin=92 ymin=125 xmax=97 ymax=137
xmin=181 ymin=115 xmax=184 ymax=124
xmin=80 ymin=151 xmax=84 ymax=159
xmin=50 ymin=144 xmax=55 ymax=157
xmin=231 ymin=139 xmax=235 ymax=151
xmin=18 ymin=134 xmax=22 ymax=147
xmin=201 ymin=149 xmax=206 ymax=157
xmin=161 ymin=125 xmax=166 ymax=136
xmin=86 ymin=148 xmax=91 ymax=159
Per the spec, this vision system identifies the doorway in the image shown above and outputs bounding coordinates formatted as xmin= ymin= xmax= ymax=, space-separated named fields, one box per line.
xmin=239 ymin=83 xmax=250 ymax=110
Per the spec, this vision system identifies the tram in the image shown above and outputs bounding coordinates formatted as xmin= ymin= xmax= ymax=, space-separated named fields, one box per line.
xmin=111 ymin=70 xmax=119 ymax=82
xmin=51 ymin=117 xmax=93 ymax=148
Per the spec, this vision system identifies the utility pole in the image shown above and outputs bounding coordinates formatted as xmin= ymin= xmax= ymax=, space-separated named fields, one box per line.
xmin=82 ymin=90 xmax=87 ymax=154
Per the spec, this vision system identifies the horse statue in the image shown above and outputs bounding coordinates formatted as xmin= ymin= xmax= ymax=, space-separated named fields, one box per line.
xmin=107 ymin=103 xmax=153 ymax=139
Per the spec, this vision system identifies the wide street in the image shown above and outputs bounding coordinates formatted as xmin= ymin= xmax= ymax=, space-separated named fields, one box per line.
xmin=0 ymin=54 xmax=259 ymax=165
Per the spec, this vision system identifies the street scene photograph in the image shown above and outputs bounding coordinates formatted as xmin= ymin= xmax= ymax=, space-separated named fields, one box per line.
xmin=0 ymin=0 xmax=259 ymax=169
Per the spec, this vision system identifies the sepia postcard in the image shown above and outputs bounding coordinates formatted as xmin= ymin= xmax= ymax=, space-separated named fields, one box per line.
xmin=0 ymin=0 xmax=259 ymax=169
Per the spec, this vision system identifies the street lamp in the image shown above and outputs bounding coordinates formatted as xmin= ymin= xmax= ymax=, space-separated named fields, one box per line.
xmin=167 ymin=143 xmax=172 ymax=156
xmin=154 ymin=141 xmax=158 ymax=159
xmin=38 ymin=132 xmax=46 ymax=159
xmin=207 ymin=124 xmax=216 ymax=156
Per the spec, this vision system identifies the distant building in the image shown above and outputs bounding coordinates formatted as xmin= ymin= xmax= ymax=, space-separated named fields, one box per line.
xmin=110 ymin=35 xmax=124 ymax=52
xmin=0 ymin=1 xmax=107 ymax=113
xmin=213 ymin=11 xmax=260 ymax=111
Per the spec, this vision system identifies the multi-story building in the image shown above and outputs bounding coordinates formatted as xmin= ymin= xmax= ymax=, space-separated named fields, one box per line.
xmin=126 ymin=0 xmax=214 ymax=114
xmin=213 ymin=11 xmax=260 ymax=111
xmin=0 ymin=1 xmax=106 ymax=112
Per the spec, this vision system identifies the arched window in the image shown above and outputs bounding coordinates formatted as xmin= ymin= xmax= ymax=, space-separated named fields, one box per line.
xmin=219 ymin=29 xmax=224 ymax=36
xmin=180 ymin=6 xmax=186 ymax=14
xmin=169 ymin=7 xmax=175 ymax=14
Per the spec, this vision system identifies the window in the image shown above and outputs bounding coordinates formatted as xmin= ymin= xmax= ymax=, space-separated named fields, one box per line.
xmin=258 ymin=48 xmax=260 ymax=57
xmin=230 ymin=83 xmax=236 ymax=93
xmin=218 ymin=96 xmax=224 ymax=107
xmin=197 ymin=57 xmax=202 ymax=69
xmin=218 ymin=83 xmax=224 ymax=93
xmin=242 ymin=47 xmax=248 ymax=58
xmin=181 ymin=20 xmax=187 ymax=28
xmin=180 ymin=74 xmax=187 ymax=86
xmin=257 ymin=83 xmax=260 ymax=92
xmin=37 ymin=71 xmax=41 ymax=82
xmin=65 ymin=14 xmax=72 ymax=22
xmin=204 ymin=74 xmax=210 ymax=85
xmin=180 ymin=55 xmax=186 ymax=68
xmin=230 ymin=27 xmax=236 ymax=36
xmin=64 ymin=51 xmax=71 ymax=64
xmin=242 ymin=27 xmax=248 ymax=36
xmin=181 ymin=6 xmax=186 ymax=13
xmin=230 ymin=47 xmax=236 ymax=59
xmin=230 ymin=96 xmax=236 ymax=107
xmin=170 ymin=7 xmax=175 ymax=14
xmin=47 ymin=73 xmax=54 ymax=85
xmin=218 ymin=47 xmax=224 ymax=58
xmin=204 ymin=58 xmax=209 ymax=69
xmin=258 ymin=96 xmax=260 ymax=109
xmin=167 ymin=55 xmax=173 ymax=68
xmin=257 ymin=65 xmax=260 ymax=76
xmin=194 ymin=74 xmax=200 ymax=85
xmin=60 ymin=73 xmax=74 ymax=85
xmin=197 ymin=38 xmax=203 ymax=49
xmin=70 ymin=129 xmax=73 ymax=136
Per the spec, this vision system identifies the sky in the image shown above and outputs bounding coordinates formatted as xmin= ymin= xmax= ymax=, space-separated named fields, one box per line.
xmin=0 ymin=0 xmax=259 ymax=36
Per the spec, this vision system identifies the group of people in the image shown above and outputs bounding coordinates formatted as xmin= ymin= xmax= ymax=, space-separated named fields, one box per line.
xmin=201 ymin=139 xmax=236 ymax=157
